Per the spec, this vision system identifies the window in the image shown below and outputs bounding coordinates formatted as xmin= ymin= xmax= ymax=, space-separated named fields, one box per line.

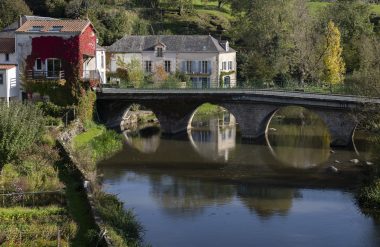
xmin=157 ymin=47 xmax=163 ymax=57
xmin=164 ymin=61 xmax=171 ymax=73
xmin=0 ymin=74 xmax=3 ymax=85
xmin=5 ymin=54 xmax=9 ymax=62
xmin=201 ymin=61 xmax=208 ymax=74
xmin=101 ymin=55 xmax=104 ymax=69
xmin=201 ymin=77 xmax=208 ymax=88
xmin=49 ymin=26 xmax=63 ymax=32
xmin=46 ymin=58 xmax=62 ymax=78
xmin=145 ymin=61 xmax=152 ymax=73
xmin=228 ymin=61 xmax=233 ymax=70
xmin=222 ymin=61 xmax=227 ymax=71
xmin=35 ymin=58 xmax=42 ymax=70
xmin=29 ymin=26 xmax=43 ymax=32
xmin=186 ymin=61 xmax=192 ymax=73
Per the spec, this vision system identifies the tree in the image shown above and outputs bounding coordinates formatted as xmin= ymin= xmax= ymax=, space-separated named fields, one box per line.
xmin=153 ymin=65 xmax=168 ymax=83
xmin=0 ymin=0 xmax=31 ymax=29
xmin=116 ymin=57 xmax=144 ymax=88
xmin=322 ymin=21 xmax=346 ymax=85
xmin=322 ymin=0 xmax=374 ymax=73
xmin=235 ymin=0 xmax=299 ymax=84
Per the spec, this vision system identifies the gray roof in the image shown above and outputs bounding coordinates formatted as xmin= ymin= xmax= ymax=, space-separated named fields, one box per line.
xmin=107 ymin=35 xmax=235 ymax=53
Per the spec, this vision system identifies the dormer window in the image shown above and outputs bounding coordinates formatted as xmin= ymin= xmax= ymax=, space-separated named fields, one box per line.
xmin=29 ymin=26 xmax=43 ymax=32
xmin=50 ymin=26 xmax=63 ymax=32
xmin=157 ymin=47 xmax=163 ymax=57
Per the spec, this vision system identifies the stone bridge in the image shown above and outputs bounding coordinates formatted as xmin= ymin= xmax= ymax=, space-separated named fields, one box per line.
xmin=96 ymin=89 xmax=380 ymax=146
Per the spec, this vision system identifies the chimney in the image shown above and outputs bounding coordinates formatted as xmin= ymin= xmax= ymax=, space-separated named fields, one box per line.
xmin=220 ymin=40 xmax=229 ymax=52
xmin=19 ymin=16 xmax=23 ymax=28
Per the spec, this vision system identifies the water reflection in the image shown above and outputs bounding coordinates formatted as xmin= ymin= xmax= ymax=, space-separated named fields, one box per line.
xmin=266 ymin=107 xmax=331 ymax=169
xmin=149 ymin=174 xmax=234 ymax=217
xmin=237 ymin=185 xmax=298 ymax=219
xmin=123 ymin=126 xmax=161 ymax=154
xmin=188 ymin=113 xmax=237 ymax=161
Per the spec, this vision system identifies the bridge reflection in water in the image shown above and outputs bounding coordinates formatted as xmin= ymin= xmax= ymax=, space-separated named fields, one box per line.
xmin=99 ymin=106 xmax=379 ymax=247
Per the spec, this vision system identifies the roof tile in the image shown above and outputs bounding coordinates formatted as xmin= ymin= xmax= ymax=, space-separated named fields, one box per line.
xmin=0 ymin=38 xmax=15 ymax=53
xmin=16 ymin=20 xmax=91 ymax=33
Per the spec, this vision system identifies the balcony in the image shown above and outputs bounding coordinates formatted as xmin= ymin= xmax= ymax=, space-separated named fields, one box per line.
xmin=27 ymin=70 xmax=65 ymax=80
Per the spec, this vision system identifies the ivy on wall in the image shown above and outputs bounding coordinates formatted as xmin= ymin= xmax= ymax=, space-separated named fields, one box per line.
xmin=24 ymin=25 xmax=97 ymax=103
xmin=219 ymin=71 xmax=235 ymax=87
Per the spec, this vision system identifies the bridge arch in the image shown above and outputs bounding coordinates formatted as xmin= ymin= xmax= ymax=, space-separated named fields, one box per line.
xmin=120 ymin=103 xmax=160 ymax=131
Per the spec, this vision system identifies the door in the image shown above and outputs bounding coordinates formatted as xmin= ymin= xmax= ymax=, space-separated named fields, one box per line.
xmin=224 ymin=76 xmax=231 ymax=88
xmin=46 ymin=58 xmax=62 ymax=78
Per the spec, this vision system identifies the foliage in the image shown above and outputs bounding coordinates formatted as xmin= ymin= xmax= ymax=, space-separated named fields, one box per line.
xmin=117 ymin=57 xmax=145 ymax=88
xmin=0 ymin=146 xmax=62 ymax=193
xmin=0 ymin=206 xmax=77 ymax=246
xmin=357 ymin=179 xmax=380 ymax=208
xmin=72 ymin=123 xmax=123 ymax=163
xmin=94 ymin=191 xmax=143 ymax=246
xmin=153 ymin=65 xmax=169 ymax=83
xmin=76 ymin=90 xmax=96 ymax=125
xmin=0 ymin=103 xmax=45 ymax=167
xmin=90 ymin=130 xmax=123 ymax=162
xmin=36 ymin=101 xmax=74 ymax=118
xmin=0 ymin=0 xmax=31 ymax=29
xmin=322 ymin=20 xmax=346 ymax=85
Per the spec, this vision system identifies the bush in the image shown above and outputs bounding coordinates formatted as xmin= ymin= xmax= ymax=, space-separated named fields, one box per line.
xmin=358 ymin=179 xmax=380 ymax=208
xmin=0 ymin=102 xmax=45 ymax=167
xmin=90 ymin=130 xmax=123 ymax=162
xmin=94 ymin=192 xmax=143 ymax=246
xmin=77 ymin=90 xmax=96 ymax=125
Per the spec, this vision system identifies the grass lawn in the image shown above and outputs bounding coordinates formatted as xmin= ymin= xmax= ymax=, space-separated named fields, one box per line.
xmin=73 ymin=125 xmax=104 ymax=149
xmin=308 ymin=1 xmax=380 ymax=15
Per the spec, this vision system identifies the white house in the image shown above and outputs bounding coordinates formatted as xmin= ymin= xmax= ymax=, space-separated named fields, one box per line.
xmin=107 ymin=35 xmax=237 ymax=88
xmin=0 ymin=65 xmax=18 ymax=104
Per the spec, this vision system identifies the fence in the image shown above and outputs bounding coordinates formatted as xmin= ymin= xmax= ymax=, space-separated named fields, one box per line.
xmin=0 ymin=190 xmax=65 ymax=207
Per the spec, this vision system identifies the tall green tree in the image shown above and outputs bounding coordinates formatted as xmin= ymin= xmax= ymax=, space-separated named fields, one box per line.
xmin=322 ymin=21 xmax=346 ymax=85
xmin=0 ymin=0 xmax=31 ymax=29
xmin=235 ymin=0 xmax=301 ymax=84
xmin=322 ymin=0 xmax=374 ymax=72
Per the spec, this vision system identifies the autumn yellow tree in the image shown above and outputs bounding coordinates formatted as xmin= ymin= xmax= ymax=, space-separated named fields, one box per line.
xmin=322 ymin=20 xmax=346 ymax=85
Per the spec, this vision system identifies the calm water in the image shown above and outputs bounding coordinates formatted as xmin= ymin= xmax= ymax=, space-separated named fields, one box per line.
xmin=99 ymin=107 xmax=380 ymax=247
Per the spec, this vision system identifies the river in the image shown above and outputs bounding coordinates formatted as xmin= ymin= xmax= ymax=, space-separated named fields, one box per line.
xmin=99 ymin=106 xmax=380 ymax=247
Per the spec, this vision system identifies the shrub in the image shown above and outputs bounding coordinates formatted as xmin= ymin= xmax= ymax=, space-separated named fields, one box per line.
xmin=76 ymin=90 xmax=96 ymax=125
xmin=90 ymin=130 xmax=123 ymax=162
xmin=357 ymin=179 xmax=380 ymax=208
xmin=0 ymin=102 xmax=45 ymax=167
xmin=94 ymin=192 xmax=143 ymax=246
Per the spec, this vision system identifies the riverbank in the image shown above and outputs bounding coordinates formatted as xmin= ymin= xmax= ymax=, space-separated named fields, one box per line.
xmin=60 ymin=120 xmax=145 ymax=247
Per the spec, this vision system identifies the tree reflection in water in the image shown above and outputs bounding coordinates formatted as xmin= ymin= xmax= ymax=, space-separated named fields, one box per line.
xmin=124 ymin=126 xmax=161 ymax=154
xmin=148 ymin=174 xmax=234 ymax=217
xmin=266 ymin=106 xmax=331 ymax=169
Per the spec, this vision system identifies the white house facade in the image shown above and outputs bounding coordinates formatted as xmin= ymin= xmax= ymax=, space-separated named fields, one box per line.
xmin=107 ymin=35 xmax=237 ymax=88
xmin=0 ymin=65 xmax=18 ymax=104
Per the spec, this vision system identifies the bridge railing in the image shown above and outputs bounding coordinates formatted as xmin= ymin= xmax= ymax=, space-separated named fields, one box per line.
xmin=97 ymin=80 xmax=372 ymax=97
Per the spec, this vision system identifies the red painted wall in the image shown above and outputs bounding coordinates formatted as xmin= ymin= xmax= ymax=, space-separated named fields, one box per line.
xmin=26 ymin=24 xmax=97 ymax=85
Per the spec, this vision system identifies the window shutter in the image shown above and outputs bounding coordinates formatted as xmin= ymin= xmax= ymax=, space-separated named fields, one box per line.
xmin=192 ymin=61 xmax=196 ymax=73
xmin=181 ymin=61 xmax=186 ymax=72
xmin=208 ymin=61 xmax=211 ymax=74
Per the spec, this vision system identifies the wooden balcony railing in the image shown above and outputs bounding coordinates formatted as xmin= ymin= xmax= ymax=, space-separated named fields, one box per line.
xmin=27 ymin=70 xmax=65 ymax=80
